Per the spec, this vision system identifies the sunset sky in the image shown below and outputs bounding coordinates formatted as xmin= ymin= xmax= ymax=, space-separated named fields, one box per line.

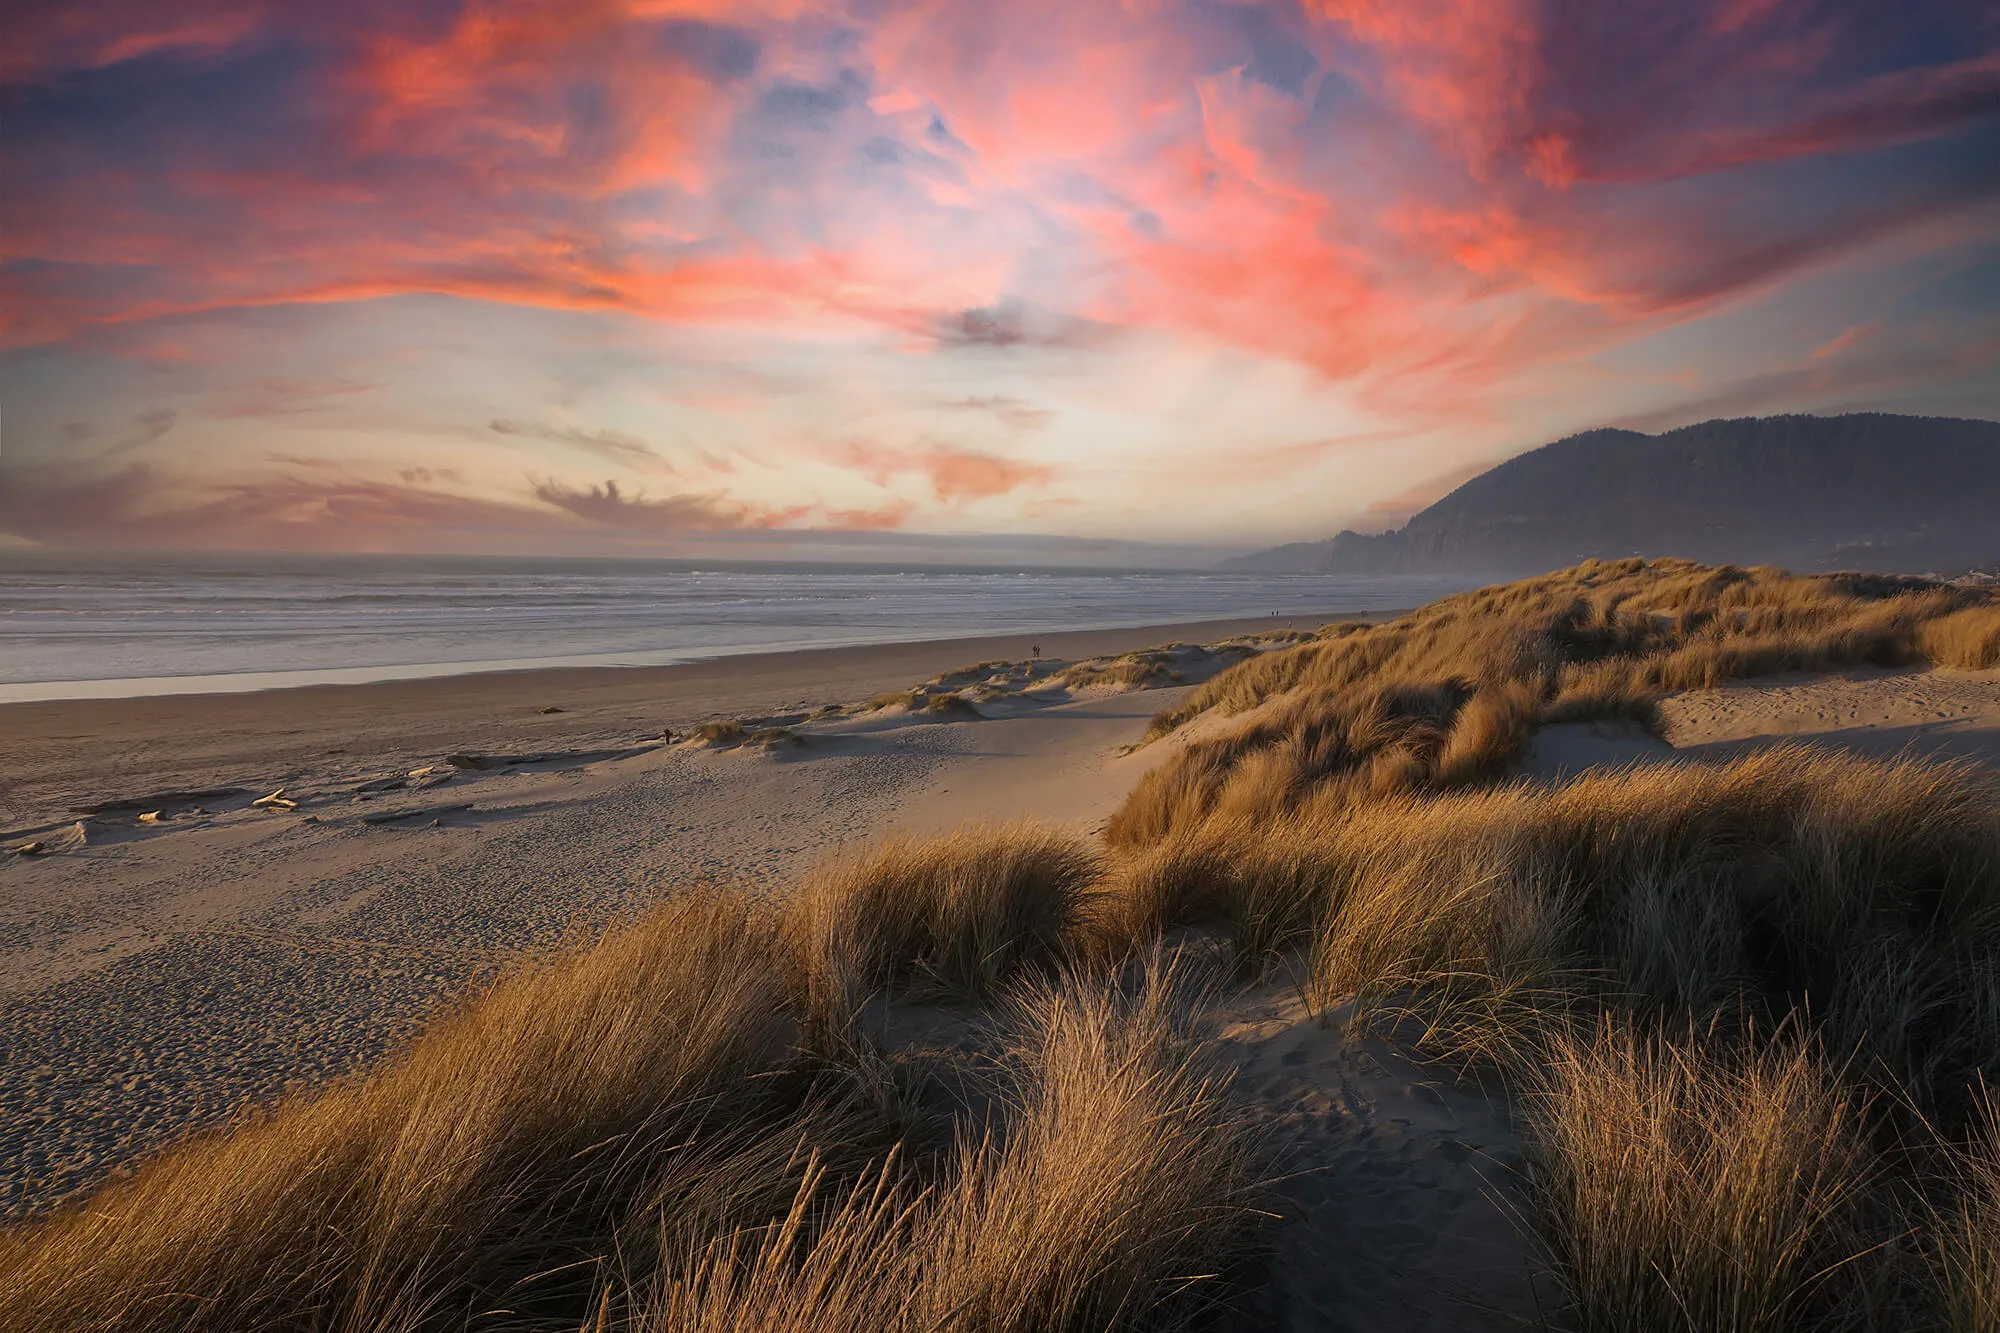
xmin=3 ymin=1 xmax=1997 ymax=559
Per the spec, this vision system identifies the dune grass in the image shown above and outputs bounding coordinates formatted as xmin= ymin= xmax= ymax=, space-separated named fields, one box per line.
xmin=1091 ymin=559 xmax=2000 ymax=1329
xmin=1111 ymin=745 xmax=2000 ymax=1105
xmin=783 ymin=825 xmax=1105 ymax=1027
xmin=1940 ymin=1094 xmax=2000 ymax=1330
xmin=856 ymin=688 xmax=981 ymax=717
xmin=2 ymin=864 xmax=1252 ymax=1333
xmin=1058 ymin=652 xmax=1183 ymax=692
xmin=9 ymin=558 xmax=1998 ymax=1331
xmin=1921 ymin=605 xmax=2000 ymax=670
xmin=622 ymin=965 xmax=1253 ymax=1333
xmin=1099 ymin=745 xmax=2000 ymax=1328
xmin=692 ymin=719 xmax=748 ymax=745
xmin=925 ymin=690 xmax=981 ymax=716
xmin=1525 ymin=1023 xmax=1877 ymax=1332
xmin=0 ymin=894 xmax=818 ymax=1332
xmin=1144 ymin=557 xmax=1995 ymax=767
xmin=1538 ymin=659 xmax=1667 ymax=734
xmin=1105 ymin=678 xmax=1542 ymax=849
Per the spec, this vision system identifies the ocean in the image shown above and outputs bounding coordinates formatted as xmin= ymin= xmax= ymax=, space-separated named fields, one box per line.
xmin=0 ymin=551 xmax=1468 ymax=702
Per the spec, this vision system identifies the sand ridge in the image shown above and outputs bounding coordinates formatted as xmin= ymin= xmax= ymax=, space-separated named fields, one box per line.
xmin=1661 ymin=664 xmax=2000 ymax=767
xmin=1522 ymin=664 xmax=2000 ymax=784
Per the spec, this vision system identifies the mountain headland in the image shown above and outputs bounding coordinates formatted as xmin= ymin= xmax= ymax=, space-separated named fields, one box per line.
xmin=1228 ymin=414 xmax=2000 ymax=576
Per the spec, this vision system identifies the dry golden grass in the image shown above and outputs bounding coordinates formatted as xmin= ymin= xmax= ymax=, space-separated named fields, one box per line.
xmin=1 ymin=836 xmax=1260 ymax=1333
xmin=1122 ymin=559 xmax=1997 ymax=855
xmin=623 ymin=964 xmax=1254 ymax=1333
xmin=1105 ymin=706 xmax=2000 ymax=1106
xmin=783 ymin=825 xmax=1105 ymax=1026
xmin=1103 ymin=561 xmax=2000 ymax=1326
xmin=1150 ymin=557 xmax=1991 ymax=730
xmin=1058 ymin=652 xmax=1181 ymax=692
xmin=861 ymin=690 xmax=921 ymax=712
xmin=692 ymin=719 xmax=748 ymax=745
xmin=1525 ymin=1022 xmax=1875 ymax=1332
xmin=1098 ymin=819 xmax=1340 ymax=971
xmin=0 ymin=894 xmax=810 ymax=1332
xmin=1921 ymin=605 xmax=2000 ymax=670
xmin=1940 ymin=1094 xmax=2000 ymax=1331
xmin=1103 ymin=686 xmax=2000 ymax=1326
xmin=925 ymin=690 xmax=980 ymax=716
xmin=1086 ymin=560 xmax=2000 ymax=1330
xmin=1106 ymin=679 xmax=1540 ymax=848
xmin=858 ymin=689 xmax=981 ymax=716
xmin=1539 ymin=659 xmax=1666 ymax=734
xmin=1295 ymin=747 xmax=2000 ymax=1106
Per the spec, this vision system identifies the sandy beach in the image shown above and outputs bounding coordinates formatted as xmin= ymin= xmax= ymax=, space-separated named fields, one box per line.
xmin=0 ymin=612 xmax=1365 ymax=1217
xmin=5 ymin=563 xmax=1999 ymax=1330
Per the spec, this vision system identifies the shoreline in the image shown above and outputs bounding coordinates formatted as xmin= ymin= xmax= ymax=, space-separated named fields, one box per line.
xmin=0 ymin=613 xmax=1362 ymax=1215
xmin=0 ymin=611 xmax=1395 ymax=830
xmin=0 ymin=610 xmax=1380 ymax=706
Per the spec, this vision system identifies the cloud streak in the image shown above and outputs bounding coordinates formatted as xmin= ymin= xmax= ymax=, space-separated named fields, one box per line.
xmin=3 ymin=0 xmax=1996 ymax=549
xmin=0 ymin=459 xmax=885 ymax=551
xmin=490 ymin=418 xmax=668 ymax=470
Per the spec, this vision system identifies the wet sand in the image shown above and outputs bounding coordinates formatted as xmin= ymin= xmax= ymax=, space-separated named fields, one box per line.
xmin=0 ymin=614 xmax=1354 ymax=831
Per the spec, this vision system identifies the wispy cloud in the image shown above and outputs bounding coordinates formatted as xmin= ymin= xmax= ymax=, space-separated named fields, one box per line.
xmin=940 ymin=395 xmax=1057 ymax=430
xmin=490 ymin=419 xmax=668 ymax=470
xmin=529 ymin=476 xmax=806 ymax=530
xmin=3 ymin=0 xmax=1996 ymax=550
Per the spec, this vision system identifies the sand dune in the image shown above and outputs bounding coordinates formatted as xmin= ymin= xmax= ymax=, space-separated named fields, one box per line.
xmin=1524 ymin=665 xmax=2000 ymax=783
xmin=4 ymin=591 xmax=1997 ymax=1328
xmin=1663 ymin=664 xmax=2000 ymax=768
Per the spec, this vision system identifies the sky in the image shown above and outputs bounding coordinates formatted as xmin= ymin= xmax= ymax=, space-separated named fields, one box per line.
xmin=2 ymin=0 xmax=1997 ymax=561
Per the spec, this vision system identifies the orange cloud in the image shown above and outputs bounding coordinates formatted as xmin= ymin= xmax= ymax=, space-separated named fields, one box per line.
xmin=835 ymin=440 xmax=1056 ymax=503
xmin=5 ymin=0 xmax=1996 ymax=555
xmin=822 ymin=497 xmax=917 ymax=530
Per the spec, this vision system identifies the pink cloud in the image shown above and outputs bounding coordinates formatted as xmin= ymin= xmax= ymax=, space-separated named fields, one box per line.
xmin=4 ymin=0 xmax=1995 ymax=551
xmin=823 ymin=497 xmax=918 ymax=530
xmin=0 ymin=459 xmax=905 ymax=552
xmin=835 ymin=441 xmax=1056 ymax=503
xmin=10 ymin=0 xmax=1990 ymax=389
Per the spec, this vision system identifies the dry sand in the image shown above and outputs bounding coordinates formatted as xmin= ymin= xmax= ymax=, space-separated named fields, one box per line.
xmin=0 ymin=615 xmax=1346 ymax=1219
xmin=5 ymin=624 xmax=1997 ymax=1329
xmin=1525 ymin=664 xmax=2000 ymax=780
